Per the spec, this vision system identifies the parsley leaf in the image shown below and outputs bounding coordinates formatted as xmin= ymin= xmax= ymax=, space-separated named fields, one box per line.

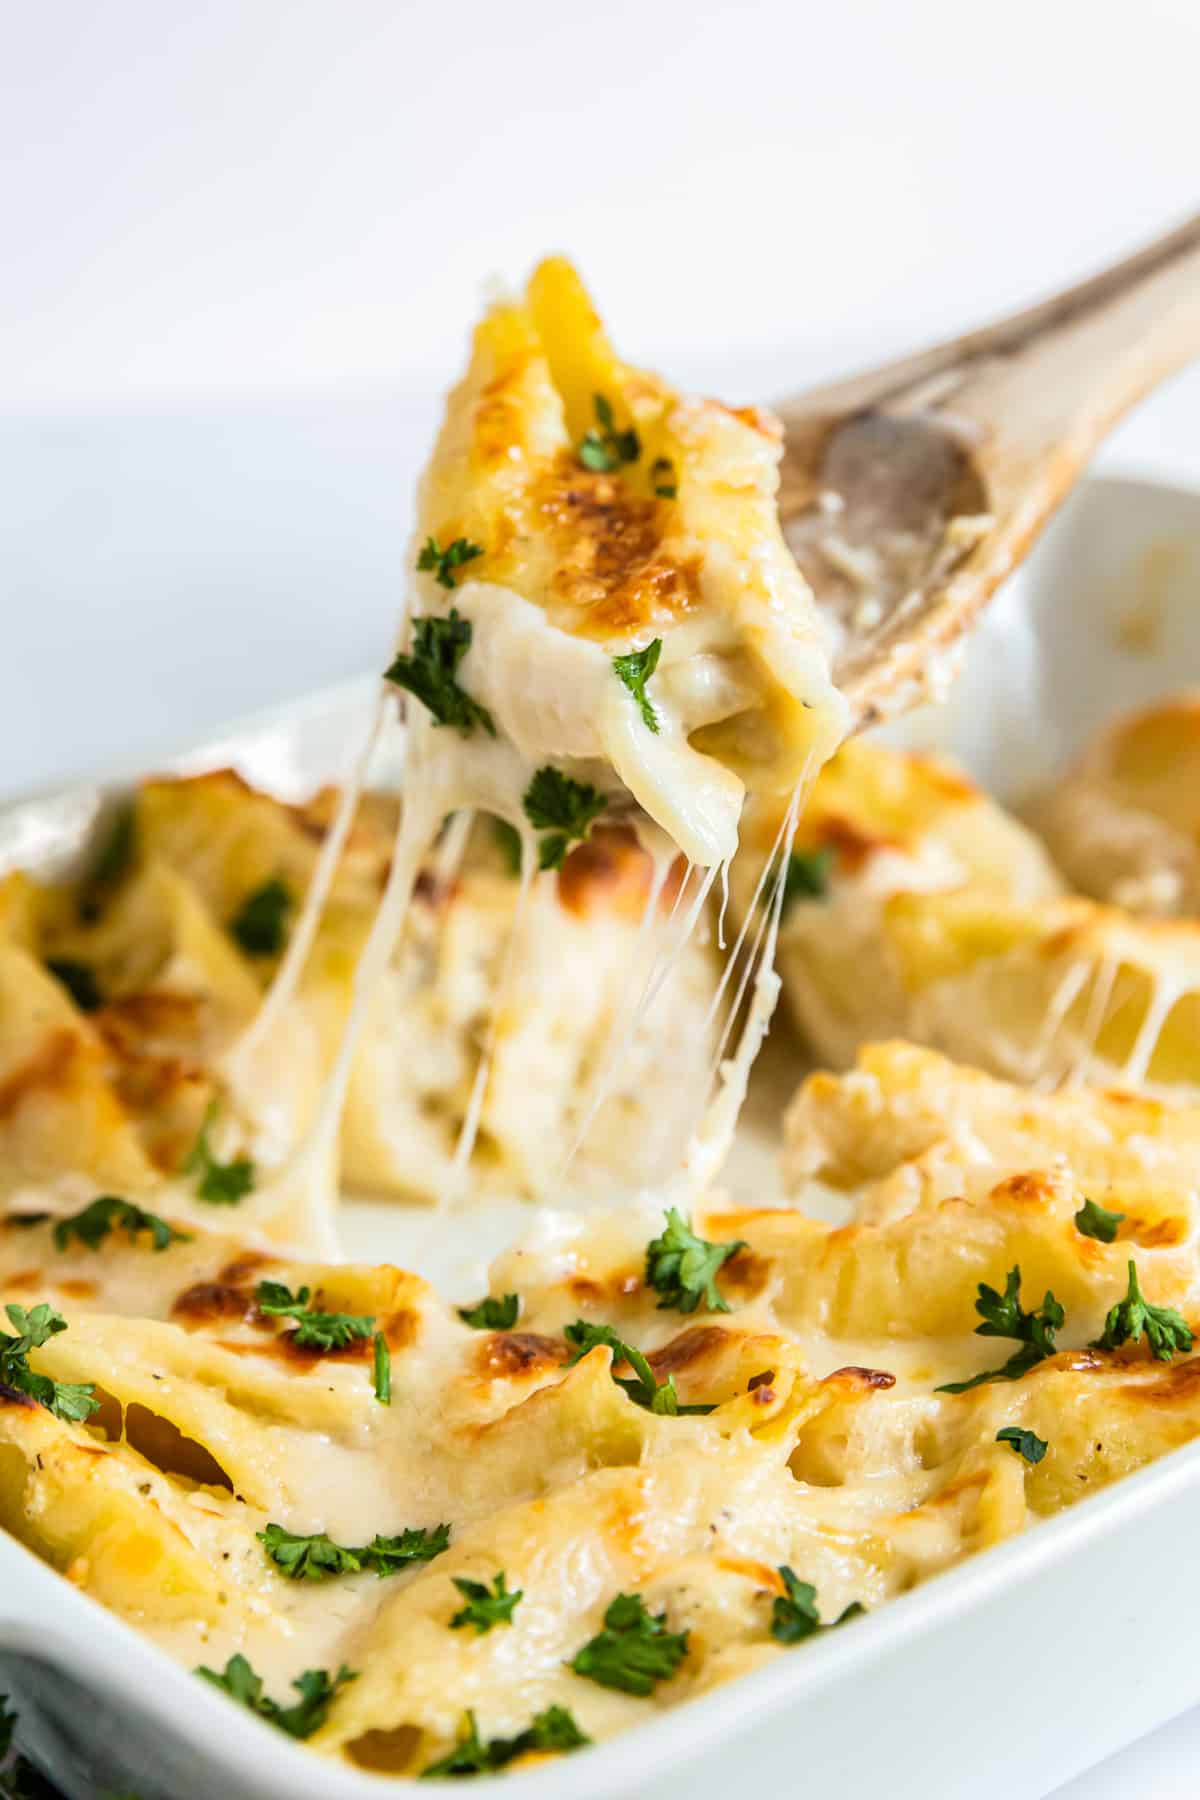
xmin=420 ymin=1712 xmax=501 ymax=1779
xmin=53 ymin=1196 xmax=190 ymax=1254
xmin=563 ymin=1320 xmax=714 ymax=1415
xmin=780 ymin=847 xmax=834 ymax=913
xmin=0 ymin=1303 xmax=98 ymax=1423
xmin=522 ymin=767 xmax=607 ymax=871
xmin=373 ymin=1330 xmax=391 ymax=1404
xmin=770 ymin=1570 xmax=819 ymax=1643
xmin=649 ymin=456 xmax=677 ymax=499
xmin=196 ymin=1655 xmax=356 ymax=1739
xmin=569 ymin=1592 xmax=688 ymax=1695
xmin=384 ymin=610 xmax=495 ymax=737
xmin=183 ymin=1101 xmax=255 ymax=1204
xmin=258 ymin=1525 xmax=364 ymax=1581
xmin=1092 ymin=1260 xmax=1194 ymax=1360
xmin=0 ymin=1304 xmax=97 ymax=1427
xmin=972 ymin=1267 xmax=1051 ymax=1342
xmin=417 ymin=536 xmax=485 ymax=591
xmin=936 ymin=1266 xmax=1065 ymax=1393
xmin=1074 ymin=1198 xmax=1125 ymax=1244
xmin=450 ymin=1571 xmax=523 ymax=1634
xmin=612 ymin=639 xmax=663 ymax=732
xmin=420 ymin=1706 xmax=589 ymax=1778
xmin=644 ymin=1208 xmax=745 ymax=1315
xmin=258 ymin=1521 xmax=450 ymax=1584
xmin=363 ymin=1525 xmax=452 ymax=1574
xmin=996 ymin=1426 xmax=1048 ymax=1464
xmin=528 ymin=1706 xmax=593 ymax=1749
xmin=770 ymin=1568 xmax=864 ymax=1646
xmin=78 ymin=805 xmax=136 ymax=923
xmin=45 ymin=958 xmax=103 ymax=1013
xmin=521 ymin=1706 xmax=590 ymax=1756
xmin=230 ymin=878 xmax=292 ymax=956
xmin=492 ymin=818 xmax=524 ymax=876
xmin=255 ymin=1280 xmax=374 ymax=1352
xmin=457 ymin=1294 xmax=520 ymax=1330
xmin=267 ymin=1667 xmax=355 ymax=1740
xmin=577 ymin=394 xmax=640 ymax=473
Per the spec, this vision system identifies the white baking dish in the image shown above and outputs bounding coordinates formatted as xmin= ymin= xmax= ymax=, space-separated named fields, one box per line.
xmin=4 ymin=473 xmax=1200 ymax=1798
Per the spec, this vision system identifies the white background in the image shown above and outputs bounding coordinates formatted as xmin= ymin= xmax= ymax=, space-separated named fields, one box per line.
xmin=3 ymin=3 xmax=1200 ymax=1792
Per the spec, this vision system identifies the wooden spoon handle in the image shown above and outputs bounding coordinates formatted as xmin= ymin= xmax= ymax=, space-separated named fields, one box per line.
xmin=777 ymin=214 xmax=1200 ymax=731
xmin=780 ymin=211 xmax=1200 ymax=433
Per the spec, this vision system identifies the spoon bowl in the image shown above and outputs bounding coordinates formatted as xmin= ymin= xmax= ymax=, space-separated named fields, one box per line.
xmin=776 ymin=212 xmax=1200 ymax=728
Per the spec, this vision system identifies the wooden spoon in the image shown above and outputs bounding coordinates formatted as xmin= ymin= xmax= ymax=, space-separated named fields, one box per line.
xmin=776 ymin=212 xmax=1200 ymax=730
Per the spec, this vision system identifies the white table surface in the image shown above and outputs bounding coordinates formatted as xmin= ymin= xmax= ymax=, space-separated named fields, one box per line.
xmin=4 ymin=2 xmax=1200 ymax=1792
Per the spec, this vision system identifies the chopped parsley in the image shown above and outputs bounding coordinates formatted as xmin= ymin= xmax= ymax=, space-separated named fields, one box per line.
xmin=384 ymin=610 xmax=495 ymax=737
xmin=457 ymin=1294 xmax=520 ymax=1331
xmin=522 ymin=767 xmax=607 ymax=871
xmin=568 ymin=1592 xmax=688 ymax=1695
xmin=255 ymin=1280 xmax=375 ymax=1352
xmin=78 ymin=805 xmax=136 ymax=922
xmin=0 ymin=1303 xmax=98 ymax=1424
xmin=563 ymin=1320 xmax=714 ymax=1415
xmin=258 ymin=1526 xmax=364 ymax=1581
xmin=996 ymin=1426 xmax=1048 ymax=1464
xmin=365 ymin=1525 xmax=453 ymax=1574
xmin=183 ymin=1101 xmax=255 ymax=1205
xmin=649 ymin=456 xmax=677 ymax=499
xmin=52 ymin=1196 xmax=190 ymax=1254
xmin=644 ymin=1209 xmax=746 ymax=1315
xmin=258 ymin=1522 xmax=450 ymax=1581
xmin=770 ymin=1568 xmax=864 ymax=1645
xmin=936 ymin=1266 xmax=1064 ymax=1393
xmin=417 ymin=535 xmax=485 ymax=591
xmin=373 ymin=1330 xmax=391 ymax=1405
xmin=780 ymin=847 xmax=834 ymax=913
xmin=492 ymin=818 xmax=524 ymax=877
xmin=45 ymin=958 xmax=102 ymax=1013
xmin=230 ymin=878 xmax=292 ymax=956
xmin=195 ymin=1655 xmax=356 ymax=1739
xmin=450 ymin=1571 xmax=523 ymax=1634
xmin=577 ymin=394 xmax=640 ymax=474
xmin=612 ymin=638 xmax=663 ymax=732
xmin=420 ymin=1706 xmax=589 ymax=1778
xmin=1074 ymin=1198 xmax=1125 ymax=1244
xmin=1092 ymin=1260 xmax=1194 ymax=1361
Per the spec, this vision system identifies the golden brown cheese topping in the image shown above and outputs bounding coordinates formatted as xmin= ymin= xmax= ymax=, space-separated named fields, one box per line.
xmin=1029 ymin=692 xmax=1200 ymax=918
xmin=408 ymin=257 xmax=849 ymax=869
xmin=0 ymin=770 xmax=719 ymax=1213
xmin=4 ymin=1042 xmax=1200 ymax=1777
xmin=533 ymin=455 xmax=700 ymax=637
xmin=730 ymin=732 xmax=1200 ymax=1100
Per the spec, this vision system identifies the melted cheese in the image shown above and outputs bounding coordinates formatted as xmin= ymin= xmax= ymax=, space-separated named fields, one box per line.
xmin=5 ymin=1043 xmax=1200 ymax=1774
xmin=729 ymin=734 xmax=1200 ymax=1101
xmin=23 ymin=261 xmax=1200 ymax=1786
xmin=0 ymin=768 xmax=724 ymax=1227
xmin=408 ymin=256 xmax=847 ymax=871
xmin=232 ymin=256 xmax=850 ymax=1232
xmin=1028 ymin=692 xmax=1200 ymax=918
